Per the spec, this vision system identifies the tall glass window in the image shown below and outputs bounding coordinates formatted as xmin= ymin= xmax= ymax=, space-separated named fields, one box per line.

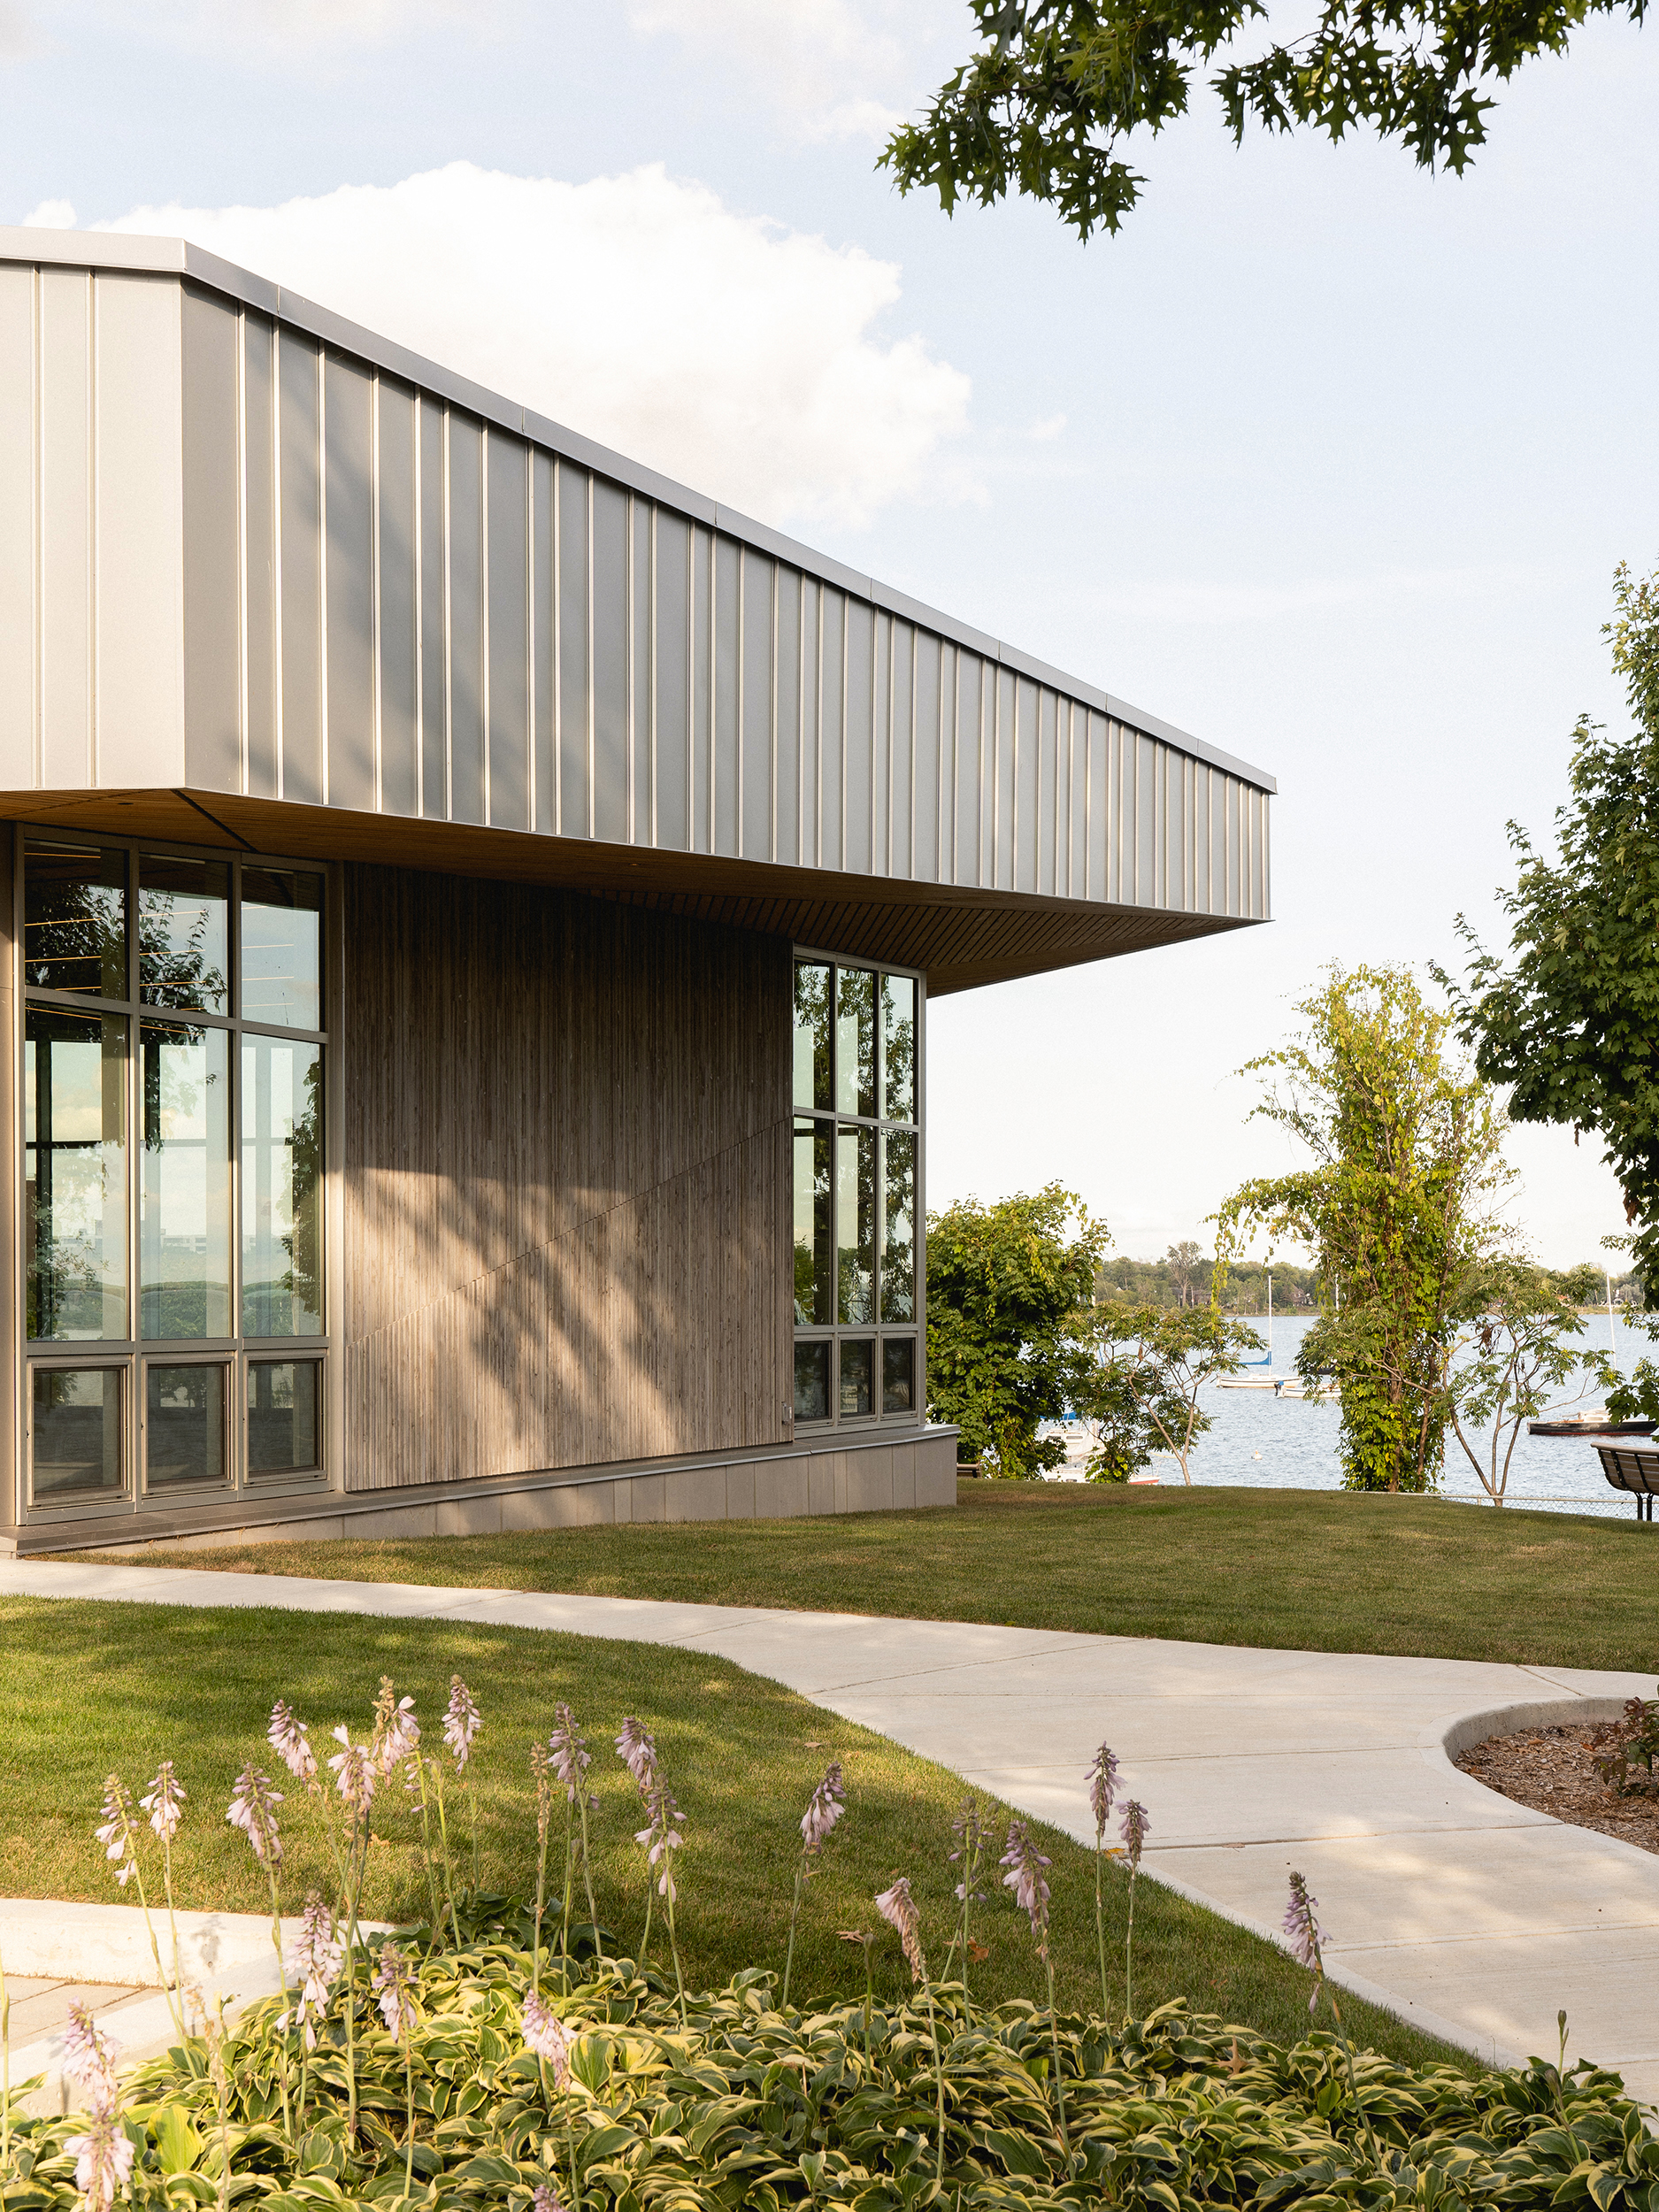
xmin=792 ymin=953 xmax=921 ymax=1429
xmin=19 ymin=835 xmax=329 ymax=1515
xmin=26 ymin=1008 xmax=127 ymax=1340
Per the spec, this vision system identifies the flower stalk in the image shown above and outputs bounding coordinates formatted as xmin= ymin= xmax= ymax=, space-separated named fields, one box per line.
xmin=782 ymin=1761 xmax=845 ymax=2010
xmin=1087 ymin=1745 xmax=1119 ymax=2019
xmin=1001 ymin=1821 xmax=1068 ymax=2160
xmin=875 ymin=1878 xmax=947 ymax=2185
xmin=946 ymin=1796 xmax=987 ymax=2002
xmin=1119 ymin=1799 xmax=1149 ymax=2024
xmin=552 ymin=1706 xmax=602 ymax=1970
xmin=1284 ymin=1870 xmax=1379 ymax=2163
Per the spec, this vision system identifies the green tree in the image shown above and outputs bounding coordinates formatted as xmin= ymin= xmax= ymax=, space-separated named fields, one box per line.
xmin=1438 ymin=1260 xmax=1610 ymax=1505
xmin=879 ymin=0 xmax=1643 ymax=240
xmin=926 ymin=1184 xmax=1107 ymax=1477
xmin=1079 ymin=1305 xmax=1264 ymax=1483
xmin=1217 ymin=964 xmax=1511 ymax=1492
xmin=1443 ymin=565 xmax=1659 ymax=1297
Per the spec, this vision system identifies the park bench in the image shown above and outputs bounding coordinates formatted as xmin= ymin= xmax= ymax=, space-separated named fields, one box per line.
xmin=1596 ymin=1442 xmax=1659 ymax=1521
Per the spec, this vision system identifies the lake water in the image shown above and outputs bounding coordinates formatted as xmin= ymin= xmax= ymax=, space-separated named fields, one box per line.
xmin=1047 ymin=1311 xmax=1654 ymax=1519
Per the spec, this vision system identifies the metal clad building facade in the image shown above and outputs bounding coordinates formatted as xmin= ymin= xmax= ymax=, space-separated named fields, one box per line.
xmin=0 ymin=247 xmax=1272 ymax=956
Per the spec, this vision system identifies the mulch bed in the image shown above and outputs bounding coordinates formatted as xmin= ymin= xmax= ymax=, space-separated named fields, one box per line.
xmin=1456 ymin=1724 xmax=1659 ymax=1854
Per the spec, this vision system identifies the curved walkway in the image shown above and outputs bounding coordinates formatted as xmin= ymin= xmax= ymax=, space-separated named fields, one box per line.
xmin=4 ymin=1558 xmax=1655 ymax=2095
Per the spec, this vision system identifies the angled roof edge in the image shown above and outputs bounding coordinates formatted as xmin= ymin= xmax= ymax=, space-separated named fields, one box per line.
xmin=0 ymin=222 xmax=1278 ymax=797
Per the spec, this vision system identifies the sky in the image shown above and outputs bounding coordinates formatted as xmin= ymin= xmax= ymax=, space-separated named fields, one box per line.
xmin=4 ymin=0 xmax=1655 ymax=1268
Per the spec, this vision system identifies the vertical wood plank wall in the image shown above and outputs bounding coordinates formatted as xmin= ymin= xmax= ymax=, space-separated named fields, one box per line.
xmin=339 ymin=866 xmax=793 ymax=1491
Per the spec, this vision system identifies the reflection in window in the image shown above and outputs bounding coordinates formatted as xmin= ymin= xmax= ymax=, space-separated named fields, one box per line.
xmin=25 ymin=1009 xmax=127 ymax=1341
xmin=25 ymin=841 xmax=127 ymax=999
xmin=248 ymin=1359 xmax=321 ymax=1474
xmin=242 ymin=1035 xmax=323 ymax=1337
xmin=793 ymin=1119 xmax=833 ymax=1325
xmin=836 ymin=1125 xmax=874 ymax=1324
xmin=834 ymin=967 xmax=874 ymax=1118
xmin=139 ymin=856 xmax=229 ymax=1013
xmin=883 ymin=1338 xmax=915 ymax=1414
xmin=31 ymin=1367 xmax=124 ymax=1500
xmin=839 ymin=1338 xmax=873 ymax=1417
xmin=141 ymin=1022 xmax=231 ymax=1340
xmin=145 ymin=1364 xmax=227 ymax=1488
xmin=793 ymin=961 xmax=831 ymax=1111
xmin=242 ymin=868 xmax=324 ymax=1030
xmin=793 ymin=1341 xmax=830 ymax=1425
xmin=881 ymin=974 xmax=917 ymax=1125
xmin=880 ymin=1130 xmax=916 ymax=1323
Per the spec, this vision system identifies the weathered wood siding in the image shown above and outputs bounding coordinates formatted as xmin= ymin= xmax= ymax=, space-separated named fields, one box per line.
xmin=339 ymin=866 xmax=792 ymax=1490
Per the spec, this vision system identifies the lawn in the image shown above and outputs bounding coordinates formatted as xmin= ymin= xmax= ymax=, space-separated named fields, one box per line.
xmin=96 ymin=1479 xmax=1659 ymax=1674
xmin=0 ymin=1594 xmax=1464 ymax=2071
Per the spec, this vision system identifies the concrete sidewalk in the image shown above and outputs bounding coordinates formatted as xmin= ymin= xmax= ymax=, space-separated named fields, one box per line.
xmin=4 ymin=1557 xmax=1654 ymax=2095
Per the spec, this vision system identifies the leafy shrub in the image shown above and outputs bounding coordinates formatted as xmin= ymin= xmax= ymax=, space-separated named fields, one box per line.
xmin=4 ymin=1915 xmax=1653 ymax=2212
xmin=1592 ymin=1688 xmax=1659 ymax=1794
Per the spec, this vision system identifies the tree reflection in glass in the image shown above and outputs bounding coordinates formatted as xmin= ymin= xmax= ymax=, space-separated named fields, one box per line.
xmin=139 ymin=856 xmax=229 ymax=1012
xmin=25 ymin=1009 xmax=127 ymax=1340
xmin=25 ymin=841 xmax=127 ymax=998
xmin=242 ymin=1036 xmax=323 ymax=1336
xmin=141 ymin=1021 xmax=231 ymax=1339
xmin=834 ymin=968 xmax=875 ymax=1118
xmin=881 ymin=974 xmax=917 ymax=1125
xmin=880 ymin=1129 xmax=916 ymax=1321
xmin=836 ymin=1125 xmax=874 ymax=1323
xmin=793 ymin=961 xmax=831 ymax=1111
xmin=793 ymin=1118 xmax=832 ymax=1324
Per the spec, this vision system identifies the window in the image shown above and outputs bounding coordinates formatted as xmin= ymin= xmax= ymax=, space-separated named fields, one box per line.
xmin=792 ymin=955 xmax=920 ymax=1428
xmin=19 ymin=835 xmax=328 ymax=1513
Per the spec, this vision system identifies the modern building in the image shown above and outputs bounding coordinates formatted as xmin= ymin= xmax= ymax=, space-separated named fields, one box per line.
xmin=0 ymin=224 xmax=1275 ymax=1555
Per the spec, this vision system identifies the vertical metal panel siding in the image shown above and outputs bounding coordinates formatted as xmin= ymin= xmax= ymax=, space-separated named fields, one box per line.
xmin=242 ymin=313 xmax=279 ymax=799
xmin=376 ymin=380 xmax=418 ymax=819
xmin=446 ymin=414 xmax=484 ymax=826
xmin=0 ymin=265 xmax=35 ymax=783
xmin=323 ymin=353 xmax=375 ymax=813
xmin=4 ymin=262 xmax=1269 ymax=928
xmin=180 ymin=284 xmax=241 ymax=790
xmin=278 ymin=327 xmax=322 ymax=805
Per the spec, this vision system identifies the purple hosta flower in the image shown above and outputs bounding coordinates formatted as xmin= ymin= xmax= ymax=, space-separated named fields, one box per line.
xmin=950 ymin=1797 xmax=987 ymax=1906
xmin=94 ymin=1776 xmax=141 ymax=1889
xmin=61 ymin=2003 xmax=121 ymax=2115
xmin=374 ymin=1941 xmax=417 ymax=2041
xmin=874 ymin=1877 xmax=927 ymax=1985
xmin=328 ymin=1725 xmax=377 ymax=1821
xmin=227 ymin=1765 xmax=284 ymax=1867
xmin=1119 ymin=1800 xmax=1150 ymax=1870
xmin=293 ymin=1893 xmax=343 ymax=2050
xmin=370 ymin=1679 xmax=420 ymax=1779
xmin=614 ymin=1715 xmax=656 ymax=1793
xmin=636 ymin=1779 xmax=686 ymax=1902
xmin=1284 ymin=1870 xmax=1327 ymax=2009
xmin=1087 ymin=1746 xmax=1119 ymax=1839
xmin=551 ymin=1706 xmax=597 ymax=1807
xmin=531 ymin=2185 xmax=564 ymax=2212
xmin=800 ymin=1762 xmax=846 ymax=1854
xmin=139 ymin=1761 xmax=185 ymax=1845
xmin=1000 ymin=1822 xmax=1052 ymax=1939
xmin=443 ymin=1677 xmax=481 ymax=1770
xmin=64 ymin=2108 xmax=135 ymax=2212
xmin=522 ymin=1989 xmax=572 ymax=2087
xmin=268 ymin=1701 xmax=319 ymax=1787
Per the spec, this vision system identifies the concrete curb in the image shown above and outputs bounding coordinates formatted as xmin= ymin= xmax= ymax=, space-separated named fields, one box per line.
xmin=2 ymin=1901 xmax=391 ymax=2119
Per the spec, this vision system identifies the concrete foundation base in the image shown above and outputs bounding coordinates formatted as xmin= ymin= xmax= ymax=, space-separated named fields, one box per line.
xmin=6 ymin=1424 xmax=960 ymax=1555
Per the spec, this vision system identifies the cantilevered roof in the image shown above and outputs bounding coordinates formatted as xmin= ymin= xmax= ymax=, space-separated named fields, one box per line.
xmin=0 ymin=226 xmax=1273 ymax=993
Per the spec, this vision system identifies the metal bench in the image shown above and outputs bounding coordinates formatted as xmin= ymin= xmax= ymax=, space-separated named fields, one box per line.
xmin=1596 ymin=1443 xmax=1659 ymax=1520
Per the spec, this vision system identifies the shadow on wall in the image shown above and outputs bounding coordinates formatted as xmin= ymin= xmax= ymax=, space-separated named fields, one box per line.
xmin=338 ymin=867 xmax=791 ymax=1491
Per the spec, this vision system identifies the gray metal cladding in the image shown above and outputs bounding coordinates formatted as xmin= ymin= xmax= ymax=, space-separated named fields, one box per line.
xmin=0 ymin=257 xmax=1271 ymax=926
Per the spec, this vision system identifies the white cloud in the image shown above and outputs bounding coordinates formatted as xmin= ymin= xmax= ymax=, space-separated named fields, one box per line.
xmin=21 ymin=196 xmax=76 ymax=227
xmin=100 ymin=162 xmax=972 ymax=529
xmin=625 ymin=0 xmax=945 ymax=140
xmin=1026 ymin=412 xmax=1067 ymax=442
xmin=1089 ymin=565 xmax=1546 ymax=624
xmin=3 ymin=0 xmax=486 ymax=62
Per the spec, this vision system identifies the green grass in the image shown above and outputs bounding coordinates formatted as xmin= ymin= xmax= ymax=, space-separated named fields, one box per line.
xmin=0 ymin=1594 xmax=1465 ymax=2072
xmin=99 ymin=1479 xmax=1659 ymax=1673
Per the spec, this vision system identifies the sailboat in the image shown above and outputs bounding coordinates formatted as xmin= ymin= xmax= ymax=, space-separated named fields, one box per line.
xmin=1217 ymin=1271 xmax=1283 ymax=1388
